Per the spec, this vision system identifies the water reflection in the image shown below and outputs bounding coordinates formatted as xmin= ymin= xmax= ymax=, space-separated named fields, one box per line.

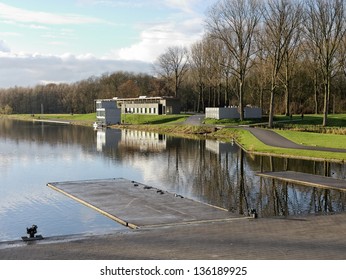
xmin=96 ymin=128 xmax=346 ymax=218
xmin=0 ymin=119 xmax=345 ymax=241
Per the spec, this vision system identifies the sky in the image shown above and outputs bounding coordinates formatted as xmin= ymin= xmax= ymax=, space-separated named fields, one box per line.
xmin=0 ymin=0 xmax=217 ymax=88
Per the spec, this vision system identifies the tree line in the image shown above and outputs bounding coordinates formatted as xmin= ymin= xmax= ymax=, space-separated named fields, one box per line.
xmin=1 ymin=0 xmax=346 ymax=126
xmin=155 ymin=0 xmax=346 ymax=127
xmin=0 ymin=72 xmax=163 ymax=115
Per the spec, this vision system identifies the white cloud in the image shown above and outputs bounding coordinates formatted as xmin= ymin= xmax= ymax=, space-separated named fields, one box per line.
xmin=163 ymin=0 xmax=197 ymax=13
xmin=0 ymin=39 xmax=10 ymax=52
xmin=76 ymin=0 xmax=153 ymax=8
xmin=0 ymin=51 xmax=152 ymax=88
xmin=0 ymin=31 xmax=21 ymax=37
xmin=0 ymin=2 xmax=104 ymax=25
xmin=113 ymin=16 xmax=205 ymax=62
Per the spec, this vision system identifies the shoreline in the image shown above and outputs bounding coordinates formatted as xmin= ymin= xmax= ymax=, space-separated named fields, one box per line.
xmin=1 ymin=212 xmax=346 ymax=259
xmin=2 ymin=114 xmax=346 ymax=162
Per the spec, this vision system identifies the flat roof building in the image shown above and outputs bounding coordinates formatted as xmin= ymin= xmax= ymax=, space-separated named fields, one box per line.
xmin=95 ymin=99 xmax=121 ymax=126
xmin=114 ymin=96 xmax=180 ymax=115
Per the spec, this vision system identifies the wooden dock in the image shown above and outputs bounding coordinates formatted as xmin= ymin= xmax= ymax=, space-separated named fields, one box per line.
xmin=257 ymin=171 xmax=346 ymax=191
xmin=47 ymin=178 xmax=242 ymax=229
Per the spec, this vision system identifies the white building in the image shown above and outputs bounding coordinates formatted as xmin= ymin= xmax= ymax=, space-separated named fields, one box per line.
xmin=115 ymin=96 xmax=180 ymax=115
xmin=95 ymin=99 xmax=121 ymax=125
xmin=205 ymin=106 xmax=262 ymax=120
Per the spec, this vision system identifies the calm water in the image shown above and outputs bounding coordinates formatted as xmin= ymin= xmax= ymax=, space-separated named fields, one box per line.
xmin=0 ymin=119 xmax=345 ymax=242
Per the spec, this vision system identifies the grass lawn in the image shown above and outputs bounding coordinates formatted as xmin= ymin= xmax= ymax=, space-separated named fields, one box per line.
xmin=274 ymin=113 xmax=346 ymax=126
xmin=275 ymin=130 xmax=346 ymax=149
xmin=5 ymin=112 xmax=346 ymax=161
xmin=6 ymin=113 xmax=96 ymax=125
xmin=233 ymin=128 xmax=346 ymax=162
xmin=8 ymin=113 xmax=95 ymax=121
xmin=203 ymin=117 xmax=262 ymax=126
xmin=40 ymin=113 xmax=96 ymax=121
xmin=205 ymin=114 xmax=346 ymax=130
xmin=121 ymin=114 xmax=189 ymax=124
xmin=273 ymin=114 xmax=346 ymax=134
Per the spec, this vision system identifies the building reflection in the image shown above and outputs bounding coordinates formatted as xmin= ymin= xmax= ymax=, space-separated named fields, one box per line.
xmin=205 ymin=139 xmax=238 ymax=154
xmin=119 ymin=130 xmax=167 ymax=152
xmin=96 ymin=128 xmax=122 ymax=152
xmin=94 ymin=127 xmax=345 ymax=218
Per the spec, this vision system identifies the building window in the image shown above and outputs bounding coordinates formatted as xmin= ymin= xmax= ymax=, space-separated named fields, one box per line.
xmin=97 ymin=110 xmax=105 ymax=117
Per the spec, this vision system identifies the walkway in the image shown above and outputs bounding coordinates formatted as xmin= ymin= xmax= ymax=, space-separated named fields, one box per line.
xmin=257 ymin=171 xmax=346 ymax=191
xmin=183 ymin=115 xmax=346 ymax=153
xmin=48 ymin=178 xmax=240 ymax=229
xmin=245 ymin=127 xmax=346 ymax=153
xmin=182 ymin=114 xmax=205 ymax=125
xmin=1 ymin=213 xmax=346 ymax=259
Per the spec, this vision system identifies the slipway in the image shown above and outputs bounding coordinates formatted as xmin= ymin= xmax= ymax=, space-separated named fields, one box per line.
xmin=47 ymin=178 xmax=242 ymax=229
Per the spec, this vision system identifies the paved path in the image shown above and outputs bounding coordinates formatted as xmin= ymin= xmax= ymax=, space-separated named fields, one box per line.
xmin=1 ymin=213 xmax=346 ymax=259
xmin=48 ymin=178 xmax=239 ymax=229
xmin=182 ymin=114 xmax=205 ymax=125
xmin=257 ymin=171 xmax=346 ymax=191
xmin=245 ymin=127 xmax=346 ymax=153
xmin=183 ymin=114 xmax=346 ymax=153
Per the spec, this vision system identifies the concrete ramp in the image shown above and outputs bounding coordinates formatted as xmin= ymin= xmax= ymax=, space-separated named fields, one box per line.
xmin=47 ymin=178 xmax=241 ymax=229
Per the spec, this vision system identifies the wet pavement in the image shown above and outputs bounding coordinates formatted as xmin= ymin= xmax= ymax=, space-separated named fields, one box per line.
xmin=47 ymin=178 xmax=241 ymax=228
xmin=1 ymin=212 xmax=345 ymax=259
xmin=1 ymin=179 xmax=345 ymax=260
xmin=245 ymin=127 xmax=346 ymax=153
xmin=257 ymin=171 xmax=346 ymax=191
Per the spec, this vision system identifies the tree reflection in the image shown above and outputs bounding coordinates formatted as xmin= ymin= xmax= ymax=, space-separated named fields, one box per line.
xmin=3 ymin=119 xmax=343 ymax=218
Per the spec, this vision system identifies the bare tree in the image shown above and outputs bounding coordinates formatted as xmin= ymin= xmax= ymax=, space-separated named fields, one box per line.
xmin=154 ymin=46 xmax=189 ymax=98
xmin=281 ymin=23 xmax=302 ymax=117
xmin=190 ymin=40 xmax=207 ymax=112
xmin=261 ymin=0 xmax=303 ymax=127
xmin=203 ymin=36 xmax=225 ymax=107
xmin=206 ymin=0 xmax=261 ymax=121
xmin=304 ymin=0 xmax=346 ymax=126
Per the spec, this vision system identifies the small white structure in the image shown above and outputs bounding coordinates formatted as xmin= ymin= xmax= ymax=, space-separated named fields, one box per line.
xmin=95 ymin=99 xmax=121 ymax=126
xmin=205 ymin=106 xmax=261 ymax=120
xmin=205 ymin=107 xmax=240 ymax=120
xmin=244 ymin=106 xmax=262 ymax=119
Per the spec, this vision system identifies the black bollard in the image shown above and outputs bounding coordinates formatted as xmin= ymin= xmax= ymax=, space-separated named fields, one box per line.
xmin=26 ymin=225 xmax=38 ymax=238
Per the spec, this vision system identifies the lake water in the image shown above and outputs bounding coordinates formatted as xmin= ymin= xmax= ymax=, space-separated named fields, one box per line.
xmin=0 ymin=118 xmax=345 ymax=242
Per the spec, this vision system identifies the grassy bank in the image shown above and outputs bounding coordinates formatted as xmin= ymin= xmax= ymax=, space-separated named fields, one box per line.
xmin=233 ymin=128 xmax=345 ymax=162
xmin=275 ymin=130 xmax=346 ymax=149
xmin=121 ymin=114 xmax=189 ymax=124
xmin=4 ymin=113 xmax=346 ymax=162
xmin=6 ymin=113 xmax=96 ymax=126
xmin=205 ymin=114 xmax=346 ymax=134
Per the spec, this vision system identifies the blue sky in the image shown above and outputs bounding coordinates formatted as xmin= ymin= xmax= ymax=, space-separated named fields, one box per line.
xmin=0 ymin=0 xmax=217 ymax=87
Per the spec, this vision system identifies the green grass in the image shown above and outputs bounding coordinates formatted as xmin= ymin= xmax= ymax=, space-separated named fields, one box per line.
xmin=274 ymin=114 xmax=346 ymax=126
xmin=203 ymin=117 xmax=263 ymax=126
xmin=233 ymin=128 xmax=346 ymax=162
xmin=40 ymin=113 xmax=96 ymax=121
xmin=6 ymin=113 xmax=96 ymax=125
xmin=121 ymin=114 xmax=189 ymax=125
xmin=5 ymin=112 xmax=346 ymax=161
xmin=275 ymin=130 xmax=346 ymax=149
xmin=272 ymin=114 xmax=346 ymax=134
